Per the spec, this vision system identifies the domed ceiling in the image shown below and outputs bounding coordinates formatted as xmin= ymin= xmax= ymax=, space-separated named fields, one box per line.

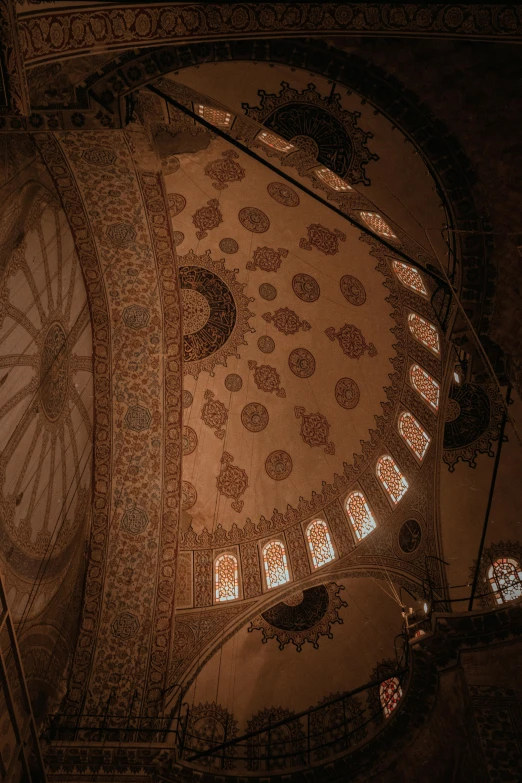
xmin=172 ymin=135 xmax=398 ymax=538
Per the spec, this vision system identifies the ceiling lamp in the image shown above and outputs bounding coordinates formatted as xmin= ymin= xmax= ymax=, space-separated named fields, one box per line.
xmin=195 ymin=103 xmax=234 ymax=128
xmin=315 ymin=166 xmax=352 ymax=192
xmin=256 ymin=129 xmax=296 ymax=153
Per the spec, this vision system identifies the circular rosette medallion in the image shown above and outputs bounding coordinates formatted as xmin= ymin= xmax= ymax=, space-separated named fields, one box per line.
xmin=241 ymin=402 xmax=269 ymax=432
xmin=265 ymin=450 xmax=293 ymax=481
xmin=179 ymin=250 xmax=254 ymax=377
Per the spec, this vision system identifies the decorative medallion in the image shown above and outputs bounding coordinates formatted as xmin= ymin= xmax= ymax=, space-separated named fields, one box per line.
xmin=182 ymin=390 xmax=193 ymax=408
xmin=40 ymin=321 xmax=69 ymax=422
xmin=248 ymin=360 xmax=286 ymax=397
xmin=267 ymin=181 xmax=300 ymax=207
xmin=263 ymin=307 xmax=311 ymax=335
xmin=292 ymin=273 xmax=320 ymax=303
xmin=82 ymin=148 xmax=116 ymax=167
xmin=246 ymin=246 xmax=288 ymax=273
xmin=182 ymin=481 xmax=197 ymax=510
xmin=288 ymin=347 xmax=316 ymax=378
xmin=192 ymin=198 xmax=223 ymax=240
xmin=106 ymin=222 xmax=136 ymax=247
xmin=172 ymin=231 xmax=184 ymax=247
xmin=294 ymin=406 xmax=335 ymax=454
xmin=238 ymin=207 xmax=270 ymax=233
xmin=167 ymin=193 xmax=186 ymax=217
xmin=224 ymin=373 xmax=242 ymax=392
xmin=123 ymin=304 xmax=150 ymax=330
xmin=179 ymin=249 xmax=254 ymax=378
xmin=299 ymin=224 xmax=346 ymax=256
xmin=248 ymin=583 xmax=347 ymax=651
xmin=216 ymin=452 xmax=248 ymax=513
xmin=244 ymin=81 xmax=377 ymax=184
xmin=340 ymin=275 xmax=366 ymax=306
xmin=265 ymin=450 xmax=293 ymax=481
xmin=201 ymin=389 xmax=228 ymax=439
xmin=241 ymin=402 xmax=269 ymax=432
xmin=398 ymin=520 xmax=422 ymax=554
xmin=257 ymin=335 xmax=275 ymax=353
xmin=121 ymin=507 xmax=149 ymax=536
xmin=182 ymin=426 xmax=198 ymax=455
xmin=335 ymin=378 xmax=360 ymax=409
xmin=443 ymin=382 xmax=504 ymax=471
xmin=259 ymin=283 xmax=277 ymax=301
xmin=325 ymin=324 xmax=377 ymax=359
xmin=204 ymin=149 xmax=245 ymax=190
xmin=124 ymin=405 xmax=151 ymax=432
xmin=111 ymin=612 xmax=140 ymax=641
xmin=219 ymin=238 xmax=238 ymax=254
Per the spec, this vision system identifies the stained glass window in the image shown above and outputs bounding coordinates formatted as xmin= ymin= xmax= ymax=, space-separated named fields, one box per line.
xmin=263 ymin=541 xmax=290 ymax=589
xmin=215 ymin=554 xmax=239 ymax=602
xmin=345 ymin=492 xmax=377 ymax=541
xmin=377 ymin=455 xmax=409 ymax=504
xmin=196 ymin=104 xmax=233 ymax=128
xmin=360 ymin=211 xmax=398 ymax=240
xmin=256 ymin=130 xmax=295 ymax=153
xmin=392 ymin=260 xmax=428 ymax=296
xmin=398 ymin=411 xmax=431 ymax=461
xmin=379 ymin=678 xmax=403 ymax=718
xmin=315 ymin=167 xmax=352 ymax=191
xmin=488 ymin=558 xmax=522 ymax=604
xmin=408 ymin=313 xmax=440 ymax=355
xmin=306 ymin=519 xmax=335 ymax=568
xmin=410 ymin=364 xmax=439 ymax=411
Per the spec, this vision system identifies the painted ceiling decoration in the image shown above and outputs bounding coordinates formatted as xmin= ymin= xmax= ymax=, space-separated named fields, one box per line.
xmin=248 ymin=582 xmax=347 ymax=651
xmin=0 ymin=14 xmax=520 ymax=782
xmin=242 ymin=81 xmax=378 ymax=185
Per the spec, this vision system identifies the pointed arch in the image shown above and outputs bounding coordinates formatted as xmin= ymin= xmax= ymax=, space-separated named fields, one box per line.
xmin=306 ymin=519 xmax=335 ymax=568
xmin=398 ymin=411 xmax=431 ymax=461
xmin=376 ymin=456 xmax=409 ymax=504
xmin=408 ymin=313 xmax=440 ymax=355
xmin=345 ymin=491 xmax=377 ymax=541
xmin=409 ymin=363 xmax=440 ymax=411
xmin=488 ymin=558 xmax=522 ymax=604
xmin=263 ymin=541 xmax=290 ymax=589
xmin=215 ymin=554 xmax=239 ymax=602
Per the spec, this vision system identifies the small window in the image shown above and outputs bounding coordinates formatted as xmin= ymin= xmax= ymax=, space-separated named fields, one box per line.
xmin=263 ymin=541 xmax=290 ymax=589
xmin=256 ymin=130 xmax=295 ymax=153
xmin=306 ymin=519 xmax=335 ymax=568
xmin=398 ymin=411 xmax=431 ymax=461
xmin=379 ymin=677 xmax=403 ymax=718
xmin=215 ymin=554 xmax=239 ymax=602
xmin=345 ymin=491 xmax=377 ymax=541
xmin=195 ymin=103 xmax=233 ymax=128
xmin=377 ymin=455 xmax=408 ymax=504
xmin=410 ymin=364 xmax=439 ymax=411
xmin=488 ymin=558 xmax=522 ymax=604
xmin=392 ymin=260 xmax=428 ymax=296
xmin=408 ymin=313 xmax=440 ymax=356
xmin=454 ymin=371 xmax=460 ymax=384
xmin=360 ymin=211 xmax=398 ymax=240
xmin=315 ymin=167 xmax=352 ymax=192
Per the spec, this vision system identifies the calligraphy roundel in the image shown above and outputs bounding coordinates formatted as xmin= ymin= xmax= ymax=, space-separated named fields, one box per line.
xmin=179 ymin=249 xmax=254 ymax=378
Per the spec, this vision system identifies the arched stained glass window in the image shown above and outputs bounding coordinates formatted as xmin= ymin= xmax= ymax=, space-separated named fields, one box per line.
xmin=377 ymin=455 xmax=409 ymax=504
xmin=315 ymin=167 xmax=352 ymax=192
xmin=196 ymin=103 xmax=233 ymax=128
xmin=215 ymin=554 xmax=239 ymax=602
xmin=488 ymin=558 xmax=522 ymax=604
xmin=392 ymin=260 xmax=428 ymax=296
xmin=408 ymin=313 xmax=440 ymax=355
xmin=398 ymin=411 xmax=431 ymax=461
xmin=360 ymin=211 xmax=398 ymax=240
xmin=410 ymin=364 xmax=440 ymax=411
xmin=263 ymin=541 xmax=290 ymax=589
xmin=257 ymin=129 xmax=295 ymax=153
xmin=346 ymin=492 xmax=377 ymax=541
xmin=379 ymin=678 xmax=403 ymax=719
xmin=306 ymin=519 xmax=335 ymax=568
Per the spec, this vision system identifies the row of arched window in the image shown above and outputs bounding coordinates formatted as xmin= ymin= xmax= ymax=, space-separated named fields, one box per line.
xmin=214 ymin=261 xmax=442 ymax=602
